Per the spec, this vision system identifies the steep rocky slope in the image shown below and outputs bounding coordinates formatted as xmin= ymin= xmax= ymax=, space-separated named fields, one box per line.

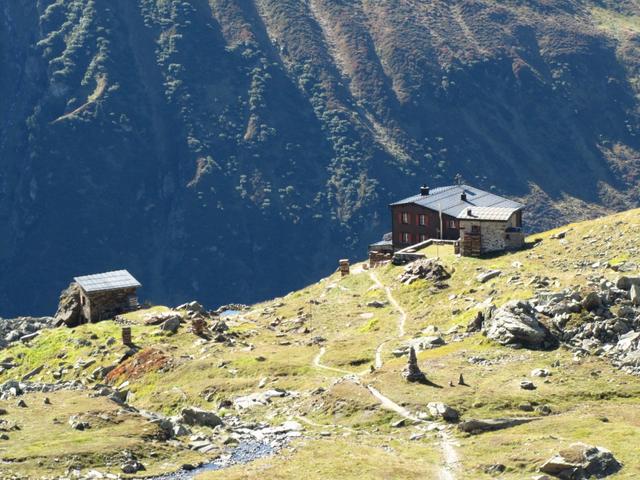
xmin=1 ymin=209 xmax=640 ymax=478
xmin=3 ymin=1 xmax=640 ymax=315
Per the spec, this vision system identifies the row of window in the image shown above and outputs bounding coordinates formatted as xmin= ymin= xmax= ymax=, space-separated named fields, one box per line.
xmin=399 ymin=232 xmax=429 ymax=244
xmin=401 ymin=212 xmax=428 ymax=226
xmin=399 ymin=212 xmax=457 ymax=229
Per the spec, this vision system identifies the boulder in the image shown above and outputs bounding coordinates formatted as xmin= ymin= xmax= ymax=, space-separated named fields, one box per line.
xmin=366 ymin=300 xmax=388 ymax=308
xmin=520 ymin=380 xmax=536 ymax=390
xmin=581 ymin=292 xmax=602 ymax=312
xmin=54 ymin=282 xmax=83 ymax=327
xmin=458 ymin=417 xmax=537 ymax=434
xmin=540 ymin=443 xmax=621 ymax=479
xmin=160 ymin=316 xmax=181 ymax=333
xmin=531 ymin=368 xmax=551 ymax=378
xmin=477 ymin=270 xmax=501 ymax=283
xmin=482 ymin=300 xmax=554 ymax=349
xmin=615 ymin=276 xmax=640 ymax=291
xmin=427 ymin=402 xmax=459 ymax=422
xmin=180 ymin=407 xmax=223 ymax=428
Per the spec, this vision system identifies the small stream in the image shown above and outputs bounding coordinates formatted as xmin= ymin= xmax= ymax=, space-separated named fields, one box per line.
xmin=147 ymin=441 xmax=274 ymax=479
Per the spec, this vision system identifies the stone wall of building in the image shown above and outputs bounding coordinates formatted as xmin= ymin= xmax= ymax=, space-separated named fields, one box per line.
xmin=83 ymin=287 xmax=138 ymax=322
xmin=459 ymin=212 xmax=524 ymax=255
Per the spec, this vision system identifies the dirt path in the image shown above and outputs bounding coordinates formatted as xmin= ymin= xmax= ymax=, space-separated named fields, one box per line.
xmin=312 ymin=271 xmax=459 ymax=479
xmin=313 ymin=346 xmax=356 ymax=375
xmin=369 ymin=270 xmax=407 ymax=370
xmin=438 ymin=429 xmax=460 ymax=480
xmin=369 ymin=271 xmax=406 ymax=338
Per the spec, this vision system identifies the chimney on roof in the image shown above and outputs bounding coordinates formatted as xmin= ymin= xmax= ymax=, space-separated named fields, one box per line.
xmin=461 ymin=192 xmax=467 ymax=202
xmin=420 ymin=185 xmax=430 ymax=196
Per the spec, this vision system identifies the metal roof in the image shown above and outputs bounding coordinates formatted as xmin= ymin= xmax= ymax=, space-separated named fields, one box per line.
xmin=390 ymin=185 xmax=524 ymax=219
xmin=74 ymin=270 xmax=141 ymax=293
xmin=457 ymin=206 xmax=518 ymax=221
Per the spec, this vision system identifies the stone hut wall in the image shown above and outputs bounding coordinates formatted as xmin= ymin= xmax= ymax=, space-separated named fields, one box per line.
xmin=460 ymin=220 xmax=508 ymax=253
xmin=84 ymin=287 xmax=138 ymax=322
xmin=459 ymin=212 xmax=524 ymax=255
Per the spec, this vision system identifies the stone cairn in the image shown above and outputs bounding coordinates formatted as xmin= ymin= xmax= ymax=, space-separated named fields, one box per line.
xmin=403 ymin=347 xmax=427 ymax=383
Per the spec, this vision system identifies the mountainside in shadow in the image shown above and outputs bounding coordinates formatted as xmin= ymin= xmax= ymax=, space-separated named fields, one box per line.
xmin=2 ymin=0 xmax=640 ymax=316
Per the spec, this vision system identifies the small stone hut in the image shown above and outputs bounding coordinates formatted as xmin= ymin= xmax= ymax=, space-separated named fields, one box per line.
xmin=458 ymin=206 xmax=525 ymax=256
xmin=74 ymin=270 xmax=141 ymax=322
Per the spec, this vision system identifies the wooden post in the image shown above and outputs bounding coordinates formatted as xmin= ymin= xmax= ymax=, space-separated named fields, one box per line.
xmin=121 ymin=327 xmax=132 ymax=346
xmin=339 ymin=259 xmax=350 ymax=276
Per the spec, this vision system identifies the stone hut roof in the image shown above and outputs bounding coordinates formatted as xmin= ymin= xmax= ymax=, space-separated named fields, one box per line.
xmin=74 ymin=270 xmax=141 ymax=293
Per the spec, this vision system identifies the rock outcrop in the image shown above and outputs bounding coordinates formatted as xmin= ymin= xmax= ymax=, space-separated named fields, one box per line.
xmin=53 ymin=283 xmax=83 ymax=327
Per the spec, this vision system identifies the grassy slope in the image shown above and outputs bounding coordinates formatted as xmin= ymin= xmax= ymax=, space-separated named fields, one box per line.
xmin=2 ymin=208 xmax=640 ymax=478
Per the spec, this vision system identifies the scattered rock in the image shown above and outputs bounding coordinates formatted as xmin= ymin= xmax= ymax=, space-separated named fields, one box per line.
xmin=177 ymin=301 xmax=206 ymax=314
xmin=520 ymin=381 xmax=537 ymax=390
xmin=234 ymin=389 xmax=290 ymax=410
xmin=540 ymin=443 xmax=621 ymax=479
xmin=531 ymin=368 xmax=551 ymax=377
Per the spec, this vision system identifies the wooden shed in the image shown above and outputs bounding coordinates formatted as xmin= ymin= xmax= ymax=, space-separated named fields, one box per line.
xmin=74 ymin=270 xmax=141 ymax=322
